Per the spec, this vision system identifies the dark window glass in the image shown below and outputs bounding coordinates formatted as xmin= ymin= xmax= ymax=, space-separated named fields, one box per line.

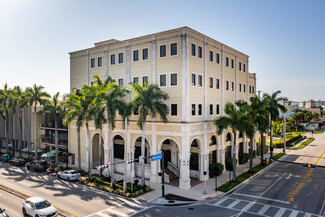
xmin=216 ymin=79 xmax=220 ymax=89
xmin=210 ymin=104 xmax=213 ymax=115
xmin=198 ymin=46 xmax=202 ymax=58
xmin=216 ymin=53 xmax=220 ymax=64
xmin=133 ymin=50 xmax=139 ymax=61
xmin=249 ymin=86 xmax=252 ymax=94
xmin=231 ymin=82 xmax=234 ymax=91
xmin=231 ymin=59 xmax=234 ymax=68
xmin=110 ymin=54 xmax=115 ymax=65
xmin=244 ymin=64 xmax=246 ymax=72
xmin=171 ymin=73 xmax=177 ymax=86
xmin=252 ymin=86 xmax=255 ymax=94
xmin=91 ymin=58 xmax=95 ymax=68
xmin=239 ymin=62 xmax=242 ymax=71
xmin=113 ymin=136 xmax=124 ymax=159
xmin=192 ymin=104 xmax=196 ymax=116
xmin=160 ymin=74 xmax=166 ymax=86
xmin=160 ymin=45 xmax=166 ymax=57
xmin=133 ymin=77 xmax=139 ymax=83
xmin=226 ymin=57 xmax=229 ymax=67
xmin=209 ymin=77 xmax=213 ymax=88
xmin=192 ymin=74 xmax=196 ymax=86
xmin=209 ymin=51 xmax=213 ymax=62
xmin=226 ymin=81 xmax=229 ymax=90
xmin=198 ymin=75 xmax=202 ymax=87
xmin=198 ymin=104 xmax=202 ymax=115
xmin=171 ymin=104 xmax=177 ymax=116
xmin=239 ymin=83 xmax=242 ymax=92
xmin=98 ymin=57 xmax=102 ymax=67
xmin=118 ymin=79 xmax=123 ymax=86
xmin=142 ymin=48 xmax=148 ymax=60
xmin=191 ymin=44 xmax=196 ymax=56
xmin=170 ymin=43 xmax=177 ymax=56
xmin=244 ymin=84 xmax=246 ymax=93
xmin=118 ymin=53 xmax=123 ymax=64
xmin=216 ymin=104 xmax=220 ymax=115
xmin=142 ymin=76 xmax=148 ymax=86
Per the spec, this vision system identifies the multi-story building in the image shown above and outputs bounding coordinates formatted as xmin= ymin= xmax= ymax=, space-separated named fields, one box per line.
xmin=69 ymin=27 xmax=256 ymax=189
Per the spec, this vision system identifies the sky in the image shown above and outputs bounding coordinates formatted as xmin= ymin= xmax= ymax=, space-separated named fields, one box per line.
xmin=0 ymin=0 xmax=324 ymax=101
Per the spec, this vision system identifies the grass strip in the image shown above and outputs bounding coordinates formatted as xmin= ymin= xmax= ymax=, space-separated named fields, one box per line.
xmin=292 ymin=137 xmax=315 ymax=149
xmin=273 ymin=152 xmax=285 ymax=160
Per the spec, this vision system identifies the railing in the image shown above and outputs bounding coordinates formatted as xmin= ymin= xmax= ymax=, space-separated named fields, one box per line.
xmin=41 ymin=136 xmax=68 ymax=146
xmin=164 ymin=172 xmax=169 ymax=183
xmin=167 ymin=162 xmax=180 ymax=177
xmin=40 ymin=123 xmax=68 ymax=130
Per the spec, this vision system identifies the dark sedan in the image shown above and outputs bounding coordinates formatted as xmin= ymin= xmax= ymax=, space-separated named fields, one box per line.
xmin=26 ymin=160 xmax=48 ymax=172
xmin=9 ymin=157 xmax=26 ymax=166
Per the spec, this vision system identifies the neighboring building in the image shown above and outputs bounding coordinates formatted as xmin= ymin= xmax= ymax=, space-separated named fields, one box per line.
xmin=300 ymin=99 xmax=325 ymax=109
xmin=69 ymin=27 xmax=256 ymax=189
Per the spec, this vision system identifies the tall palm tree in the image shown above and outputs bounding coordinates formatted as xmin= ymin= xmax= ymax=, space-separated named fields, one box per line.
xmin=0 ymin=84 xmax=12 ymax=153
xmin=214 ymin=101 xmax=252 ymax=181
xmin=96 ymin=75 xmax=128 ymax=187
xmin=40 ymin=92 xmax=63 ymax=165
xmin=25 ymin=84 xmax=50 ymax=160
xmin=131 ymin=82 xmax=169 ymax=187
xmin=263 ymin=91 xmax=287 ymax=159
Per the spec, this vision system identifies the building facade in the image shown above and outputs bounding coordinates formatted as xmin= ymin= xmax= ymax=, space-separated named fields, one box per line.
xmin=69 ymin=27 xmax=256 ymax=189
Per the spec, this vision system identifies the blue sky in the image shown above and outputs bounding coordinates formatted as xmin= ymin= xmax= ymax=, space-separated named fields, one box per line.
xmin=0 ymin=0 xmax=324 ymax=101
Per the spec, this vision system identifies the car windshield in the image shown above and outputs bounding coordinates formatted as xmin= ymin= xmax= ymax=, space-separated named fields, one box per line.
xmin=71 ymin=171 xmax=79 ymax=174
xmin=34 ymin=200 xmax=51 ymax=210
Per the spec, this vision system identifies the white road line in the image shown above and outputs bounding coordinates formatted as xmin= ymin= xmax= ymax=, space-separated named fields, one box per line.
xmin=227 ymin=200 xmax=241 ymax=209
xmin=214 ymin=197 xmax=228 ymax=206
xmin=232 ymin=192 xmax=290 ymax=204
xmin=257 ymin=204 xmax=270 ymax=215
xmin=130 ymin=206 xmax=152 ymax=216
xmin=241 ymin=202 xmax=254 ymax=212
xmin=259 ymin=172 xmax=287 ymax=197
xmin=275 ymin=208 xmax=286 ymax=217
xmin=319 ymin=197 xmax=325 ymax=216
xmin=104 ymin=208 xmax=129 ymax=217
xmin=288 ymin=210 xmax=299 ymax=217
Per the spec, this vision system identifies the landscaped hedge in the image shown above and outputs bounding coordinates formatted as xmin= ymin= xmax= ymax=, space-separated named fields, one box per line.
xmin=273 ymin=134 xmax=303 ymax=148
xmin=209 ymin=163 xmax=224 ymax=178
xmin=239 ymin=153 xmax=249 ymax=164
xmin=226 ymin=158 xmax=234 ymax=171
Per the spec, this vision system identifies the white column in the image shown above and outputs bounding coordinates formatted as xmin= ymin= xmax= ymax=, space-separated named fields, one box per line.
xmin=201 ymin=124 xmax=209 ymax=181
xmin=246 ymin=58 xmax=249 ymax=102
xmin=104 ymin=45 xmax=108 ymax=79
xmin=179 ymin=132 xmax=191 ymax=189
xmin=204 ymin=38 xmax=208 ymax=121
xmin=181 ymin=28 xmax=189 ymax=122
xmin=151 ymin=36 xmax=156 ymax=84
xmin=104 ymin=125 xmax=109 ymax=164
xmin=235 ymin=53 xmax=238 ymax=101
xmin=221 ymin=132 xmax=226 ymax=172
xmin=150 ymin=124 xmax=159 ymax=182
xmin=85 ymin=50 xmax=89 ymax=85
xmin=221 ymin=45 xmax=225 ymax=115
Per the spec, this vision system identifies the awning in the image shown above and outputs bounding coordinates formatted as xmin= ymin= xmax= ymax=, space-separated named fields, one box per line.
xmin=41 ymin=152 xmax=55 ymax=158
xmin=31 ymin=149 xmax=43 ymax=153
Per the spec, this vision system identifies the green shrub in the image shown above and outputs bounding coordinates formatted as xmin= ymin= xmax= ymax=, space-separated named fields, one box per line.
xmin=273 ymin=134 xmax=303 ymax=148
xmin=239 ymin=153 xmax=249 ymax=164
xmin=226 ymin=158 xmax=233 ymax=171
xmin=292 ymin=137 xmax=315 ymax=149
xmin=209 ymin=163 xmax=224 ymax=178
xmin=253 ymin=150 xmax=257 ymax=158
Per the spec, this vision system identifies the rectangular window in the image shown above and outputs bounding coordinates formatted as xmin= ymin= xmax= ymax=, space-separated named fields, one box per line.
xmin=216 ymin=104 xmax=220 ymax=115
xmin=231 ymin=59 xmax=234 ymax=68
xmin=231 ymin=82 xmax=234 ymax=91
xmin=133 ymin=50 xmax=139 ymax=61
xmin=198 ymin=75 xmax=202 ymax=87
xmin=216 ymin=79 xmax=220 ymax=89
xmin=210 ymin=104 xmax=213 ymax=115
xmin=239 ymin=62 xmax=242 ymax=71
xmin=110 ymin=54 xmax=116 ymax=65
xmin=133 ymin=77 xmax=139 ymax=83
xmin=192 ymin=104 xmax=196 ymax=116
xmin=249 ymin=86 xmax=252 ymax=94
xmin=170 ymin=43 xmax=177 ymax=56
xmin=192 ymin=74 xmax=196 ymax=86
xmin=160 ymin=74 xmax=166 ymax=87
xmin=171 ymin=104 xmax=177 ymax=116
xmin=191 ymin=44 xmax=196 ymax=56
xmin=198 ymin=104 xmax=202 ymax=116
xmin=252 ymin=86 xmax=255 ymax=94
xmin=226 ymin=81 xmax=229 ymax=90
xmin=98 ymin=57 xmax=102 ymax=67
xmin=118 ymin=78 xmax=123 ymax=86
xmin=216 ymin=53 xmax=220 ymax=64
xmin=239 ymin=83 xmax=242 ymax=92
xmin=244 ymin=84 xmax=246 ymax=93
xmin=142 ymin=76 xmax=148 ymax=86
xmin=160 ymin=45 xmax=166 ymax=57
xmin=244 ymin=64 xmax=246 ymax=72
xmin=91 ymin=58 xmax=95 ymax=68
xmin=118 ymin=53 xmax=123 ymax=64
xmin=209 ymin=51 xmax=213 ymax=62
xmin=198 ymin=46 xmax=202 ymax=58
xmin=142 ymin=48 xmax=148 ymax=60
xmin=171 ymin=73 xmax=177 ymax=86
xmin=209 ymin=77 xmax=213 ymax=88
xmin=226 ymin=57 xmax=229 ymax=67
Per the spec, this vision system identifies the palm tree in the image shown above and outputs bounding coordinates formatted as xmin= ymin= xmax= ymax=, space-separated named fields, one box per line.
xmin=131 ymin=82 xmax=169 ymax=187
xmin=263 ymin=91 xmax=287 ymax=159
xmin=40 ymin=92 xmax=64 ymax=165
xmin=25 ymin=85 xmax=50 ymax=160
xmin=0 ymin=84 xmax=12 ymax=153
xmin=96 ymin=75 xmax=128 ymax=187
xmin=214 ymin=101 xmax=252 ymax=181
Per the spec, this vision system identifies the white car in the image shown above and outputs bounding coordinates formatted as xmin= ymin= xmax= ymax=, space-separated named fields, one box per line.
xmin=57 ymin=170 xmax=81 ymax=181
xmin=0 ymin=208 xmax=8 ymax=217
xmin=22 ymin=197 xmax=57 ymax=217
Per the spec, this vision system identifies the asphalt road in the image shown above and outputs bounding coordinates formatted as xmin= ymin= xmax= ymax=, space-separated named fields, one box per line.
xmin=134 ymin=131 xmax=325 ymax=217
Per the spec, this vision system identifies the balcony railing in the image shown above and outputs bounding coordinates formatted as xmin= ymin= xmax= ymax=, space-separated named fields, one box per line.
xmin=40 ymin=123 xmax=68 ymax=130
xmin=41 ymin=135 xmax=68 ymax=146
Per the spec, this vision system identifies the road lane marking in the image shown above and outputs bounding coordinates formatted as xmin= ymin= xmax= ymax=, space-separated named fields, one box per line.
xmin=228 ymin=200 xmax=241 ymax=209
xmin=257 ymin=204 xmax=270 ymax=215
xmin=275 ymin=208 xmax=286 ymax=217
xmin=319 ymin=197 xmax=325 ymax=216
xmin=259 ymin=172 xmax=287 ymax=197
xmin=232 ymin=193 xmax=290 ymax=204
xmin=214 ymin=197 xmax=228 ymax=206
xmin=0 ymin=188 xmax=24 ymax=201
xmin=288 ymin=210 xmax=299 ymax=217
xmin=315 ymin=150 xmax=325 ymax=165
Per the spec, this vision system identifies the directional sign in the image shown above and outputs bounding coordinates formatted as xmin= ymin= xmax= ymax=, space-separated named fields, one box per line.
xmin=152 ymin=153 xmax=162 ymax=161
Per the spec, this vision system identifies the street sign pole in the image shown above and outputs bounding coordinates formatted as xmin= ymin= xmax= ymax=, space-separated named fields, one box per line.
xmin=161 ymin=151 xmax=165 ymax=197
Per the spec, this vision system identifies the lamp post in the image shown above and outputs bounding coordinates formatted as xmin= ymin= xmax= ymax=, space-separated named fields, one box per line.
xmin=283 ymin=98 xmax=288 ymax=154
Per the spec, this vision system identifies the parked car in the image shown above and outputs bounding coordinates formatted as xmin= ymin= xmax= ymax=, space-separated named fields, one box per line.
xmin=0 ymin=154 xmax=11 ymax=163
xmin=0 ymin=208 xmax=8 ymax=217
xmin=22 ymin=197 xmax=57 ymax=217
xmin=26 ymin=160 xmax=48 ymax=172
xmin=9 ymin=157 xmax=26 ymax=166
xmin=57 ymin=170 xmax=81 ymax=181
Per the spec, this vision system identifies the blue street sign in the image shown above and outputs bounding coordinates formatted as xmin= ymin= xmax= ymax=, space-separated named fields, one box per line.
xmin=152 ymin=153 xmax=162 ymax=161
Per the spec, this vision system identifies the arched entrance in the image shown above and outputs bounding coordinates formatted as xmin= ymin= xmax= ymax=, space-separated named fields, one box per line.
xmin=160 ymin=138 xmax=180 ymax=183
xmin=225 ymin=132 xmax=232 ymax=169
xmin=190 ymin=138 xmax=201 ymax=179
xmin=113 ymin=135 xmax=125 ymax=174
xmin=209 ymin=135 xmax=218 ymax=165
xmin=133 ymin=136 xmax=151 ymax=178
xmin=92 ymin=133 xmax=104 ymax=168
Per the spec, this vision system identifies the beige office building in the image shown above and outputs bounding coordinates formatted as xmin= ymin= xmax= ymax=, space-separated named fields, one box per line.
xmin=69 ymin=27 xmax=256 ymax=189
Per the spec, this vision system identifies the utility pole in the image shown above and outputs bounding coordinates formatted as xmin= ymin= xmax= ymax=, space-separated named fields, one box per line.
xmin=283 ymin=98 xmax=288 ymax=154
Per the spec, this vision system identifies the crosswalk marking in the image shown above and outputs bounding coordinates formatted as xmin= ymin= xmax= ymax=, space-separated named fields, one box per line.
xmin=275 ymin=208 xmax=286 ymax=217
xmin=84 ymin=202 xmax=146 ymax=217
xmin=257 ymin=204 xmax=270 ymax=215
xmin=241 ymin=202 xmax=254 ymax=212
xmin=214 ymin=197 xmax=228 ymax=206
xmin=227 ymin=200 xmax=241 ymax=209
xmin=288 ymin=210 xmax=299 ymax=217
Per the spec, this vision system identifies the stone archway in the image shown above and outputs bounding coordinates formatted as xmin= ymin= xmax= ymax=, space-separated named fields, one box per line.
xmin=133 ymin=136 xmax=151 ymax=179
xmin=92 ymin=133 xmax=104 ymax=167
xmin=160 ymin=138 xmax=181 ymax=183
xmin=189 ymin=138 xmax=202 ymax=179
xmin=209 ymin=135 xmax=219 ymax=165
xmin=225 ymin=132 xmax=233 ymax=166
xmin=113 ymin=135 xmax=124 ymax=160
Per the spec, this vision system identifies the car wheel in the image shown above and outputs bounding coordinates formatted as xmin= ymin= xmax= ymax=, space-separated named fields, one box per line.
xmin=67 ymin=177 xmax=70 ymax=181
xmin=35 ymin=215 xmax=39 ymax=217
xmin=58 ymin=174 xmax=61 ymax=179
xmin=22 ymin=207 xmax=27 ymax=215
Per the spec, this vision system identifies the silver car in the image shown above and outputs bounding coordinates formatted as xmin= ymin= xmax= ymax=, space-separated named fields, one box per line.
xmin=0 ymin=208 xmax=8 ymax=217
xmin=57 ymin=170 xmax=81 ymax=181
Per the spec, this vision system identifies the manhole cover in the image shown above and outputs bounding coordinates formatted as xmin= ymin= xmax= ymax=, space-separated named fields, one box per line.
xmin=168 ymin=200 xmax=175 ymax=203
xmin=188 ymin=207 xmax=194 ymax=210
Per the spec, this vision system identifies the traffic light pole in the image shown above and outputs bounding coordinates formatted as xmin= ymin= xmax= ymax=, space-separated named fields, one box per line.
xmin=161 ymin=151 xmax=165 ymax=197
